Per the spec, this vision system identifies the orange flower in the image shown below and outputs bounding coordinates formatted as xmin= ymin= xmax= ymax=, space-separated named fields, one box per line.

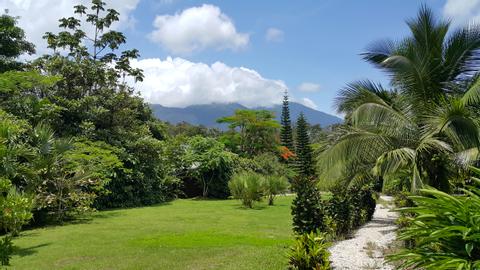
xmin=279 ymin=146 xmax=295 ymax=160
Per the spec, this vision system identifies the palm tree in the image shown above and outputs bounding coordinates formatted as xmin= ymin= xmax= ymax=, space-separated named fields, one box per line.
xmin=318 ymin=6 xmax=480 ymax=193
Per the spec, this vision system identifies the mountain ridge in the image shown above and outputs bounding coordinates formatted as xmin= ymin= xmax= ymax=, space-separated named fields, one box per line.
xmin=150 ymin=102 xmax=343 ymax=129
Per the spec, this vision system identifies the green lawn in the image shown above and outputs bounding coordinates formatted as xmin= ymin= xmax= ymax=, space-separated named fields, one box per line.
xmin=10 ymin=196 xmax=294 ymax=270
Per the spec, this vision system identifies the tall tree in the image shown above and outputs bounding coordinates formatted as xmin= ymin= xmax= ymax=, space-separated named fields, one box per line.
xmin=295 ymin=113 xmax=315 ymax=178
xmin=0 ymin=12 xmax=35 ymax=72
xmin=217 ymin=109 xmax=280 ymax=157
xmin=32 ymin=0 xmax=152 ymax=143
xmin=280 ymin=90 xmax=295 ymax=152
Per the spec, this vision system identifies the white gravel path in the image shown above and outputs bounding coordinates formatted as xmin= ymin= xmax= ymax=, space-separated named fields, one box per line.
xmin=329 ymin=196 xmax=398 ymax=270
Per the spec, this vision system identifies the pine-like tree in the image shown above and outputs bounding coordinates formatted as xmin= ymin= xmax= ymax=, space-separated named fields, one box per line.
xmin=280 ymin=90 xmax=294 ymax=152
xmin=294 ymin=113 xmax=315 ymax=177
xmin=291 ymin=177 xmax=324 ymax=234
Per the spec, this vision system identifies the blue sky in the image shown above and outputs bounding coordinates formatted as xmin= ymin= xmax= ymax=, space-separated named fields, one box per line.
xmin=123 ymin=0 xmax=450 ymax=115
xmin=4 ymin=0 xmax=478 ymax=115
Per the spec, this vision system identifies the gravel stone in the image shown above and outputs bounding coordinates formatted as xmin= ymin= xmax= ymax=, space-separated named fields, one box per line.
xmin=329 ymin=196 xmax=398 ymax=270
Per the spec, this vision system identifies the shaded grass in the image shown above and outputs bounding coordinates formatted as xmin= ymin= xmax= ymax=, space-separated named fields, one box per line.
xmin=10 ymin=196 xmax=294 ymax=270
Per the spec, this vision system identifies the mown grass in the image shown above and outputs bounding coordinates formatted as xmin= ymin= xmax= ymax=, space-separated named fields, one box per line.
xmin=10 ymin=196 xmax=294 ymax=270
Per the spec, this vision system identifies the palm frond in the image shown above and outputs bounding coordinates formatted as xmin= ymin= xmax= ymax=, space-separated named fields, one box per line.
xmin=374 ymin=147 xmax=416 ymax=176
xmin=443 ymin=24 xmax=480 ymax=80
xmin=455 ymin=147 xmax=479 ymax=168
xmin=422 ymin=99 xmax=480 ymax=150
xmin=335 ymin=80 xmax=392 ymax=114
xmin=461 ymin=75 xmax=480 ymax=105
xmin=350 ymin=102 xmax=416 ymax=140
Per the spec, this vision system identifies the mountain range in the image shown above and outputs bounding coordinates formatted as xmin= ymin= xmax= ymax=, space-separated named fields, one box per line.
xmin=150 ymin=102 xmax=343 ymax=130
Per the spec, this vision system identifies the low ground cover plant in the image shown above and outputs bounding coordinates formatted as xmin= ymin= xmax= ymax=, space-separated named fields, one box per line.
xmin=287 ymin=231 xmax=331 ymax=270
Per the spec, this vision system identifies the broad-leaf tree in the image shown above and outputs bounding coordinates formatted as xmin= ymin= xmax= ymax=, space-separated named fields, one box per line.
xmin=0 ymin=13 xmax=35 ymax=73
xmin=218 ymin=109 xmax=280 ymax=157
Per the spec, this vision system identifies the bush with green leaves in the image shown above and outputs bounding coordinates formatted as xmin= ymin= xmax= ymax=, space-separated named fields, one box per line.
xmin=228 ymin=172 xmax=264 ymax=208
xmin=253 ymin=153 xmax=295 ymax=179
xmin=324 ymin=191 xmax=352 ymax=237
xmin=30 ymin=125 xmax=104 ymax=223
xmin=0 ymin=178 xmax=33 ymax=266
xmin=97 ymin=137 xmax=181 ymax=208
xmin=388 ymin=172 xmax=480 ymax=269
xmin=348 ymin=184 xmax=376 ymax=228
xmin=287 ymin=230 xmax=331 ymax=270
xmin=323 ymin=183 xmax=376 ymax=238
xmin=262 ymin=175 xmax=289 ymax=205
xmin=291 ymin=177 xmax=324 ymax=234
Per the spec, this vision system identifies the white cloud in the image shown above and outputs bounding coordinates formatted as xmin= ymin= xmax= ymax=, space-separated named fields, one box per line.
xmin=265 ymin=27 xmax=284 ymax=42
xmin=1 ymin=0 xmax=140 ymax=55
xmin=298 ymin=82 xmax=321 ymax=92
xmin=148 ymin=4 xmax=249 ymax=54
xmin=129 ymin=57 xmax=286 ymax=108
xmin=299 ymin=98 xmax=318 ymax=110
xmin=443 ymin=0 xmax=480 ymax=25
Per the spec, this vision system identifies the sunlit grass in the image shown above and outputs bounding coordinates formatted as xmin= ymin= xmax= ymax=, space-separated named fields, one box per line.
xmin=11 ymin=196 xmax=294 ymax=270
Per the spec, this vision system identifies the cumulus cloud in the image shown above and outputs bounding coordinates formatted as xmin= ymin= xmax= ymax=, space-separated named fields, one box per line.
xmin=298 ymin=82 xmax=321 ymax=92
xmin=265 ymin=28 xmax=284 ymax=42
xmin=443 ymin=0 xmax=480 ymax=25
xmin=148 ymin=4 xmax=249 ymax=54
xmin=129 ymin=57 xmax=286 ymax=108
xmin=1 ymin=0 xmax=140 ymax=55
xmin=299 ymin=98 xmax=318 ymax=110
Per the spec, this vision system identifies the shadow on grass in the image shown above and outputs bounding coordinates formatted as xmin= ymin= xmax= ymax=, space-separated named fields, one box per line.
xmin=234 ymin=204 xmax=268 ymax=210
xmin=190 ymin=197 xmax=227 ymax=202
xmin=14 ymin=243 xmax=51 ymax=257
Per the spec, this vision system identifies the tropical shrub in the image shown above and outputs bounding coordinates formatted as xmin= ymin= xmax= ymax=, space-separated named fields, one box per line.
xmin=0 ymin=178 xmax=33 ymax=266
xmin=252 ymin=153 xmax=292 ymax=205
xmin=64 ymin=139 xmax=125 ymax=209
xmin=183 ymin=136 xmax=236 ymax=198
xmin=388 ymin=176 xmax=480 ymax=269
xmin=348 ymin=184 xmax=376 ymax=227
xmin=323 ymin=183 xmax=376 ymax=238
xmin=30 ymin=125 xmax=102 ymax=223
xmin=228 ymin=172 xmax=264 ymax=208
xmin=324 ymin=191 xmax=352 ymax=237
xmin=287 ymin=231 xmax=332 ymax=270
xmin=291 ymin=177 xmax=324 ymax=234
xmin=262 ymin=175 xmax=289 ymax=205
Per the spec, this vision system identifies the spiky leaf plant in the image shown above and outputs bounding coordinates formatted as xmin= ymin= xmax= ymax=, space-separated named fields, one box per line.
xmin=388 ymin=167 xmax=480 ymax=269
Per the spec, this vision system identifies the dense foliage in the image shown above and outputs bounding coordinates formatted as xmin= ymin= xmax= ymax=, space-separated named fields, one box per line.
xmin=7 ymin=1 xmax=480 ymax=269
xmin=389 ymin=172 xmax=480 ymax=269
xmin=323 ymin=184 xmax=376 ymax=237
xmin=183 ymin=136 xmax=236 ymax=198
xmin=0 ymin=14 xmax=35 ymax=72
